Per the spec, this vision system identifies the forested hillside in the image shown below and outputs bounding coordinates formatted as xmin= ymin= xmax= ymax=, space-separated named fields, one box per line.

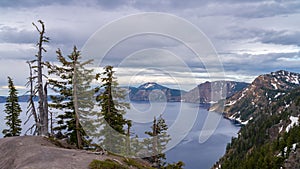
xmin=213 ymin=86 xmax=300 ymax=169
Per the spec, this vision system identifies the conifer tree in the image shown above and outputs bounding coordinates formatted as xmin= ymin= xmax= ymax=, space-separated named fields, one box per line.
xmin=48 ymin=46 xmax=94 ymax=148
xmin=144 ymin=115 xmax=170 ymax=168
xmin=95 ymin=65 xmax=130 ymax=153
xmin=2 ymin=77 xmax=22 ymax=137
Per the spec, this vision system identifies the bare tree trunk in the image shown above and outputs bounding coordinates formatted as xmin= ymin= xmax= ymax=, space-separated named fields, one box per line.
xmin=25 ymin=61 xmax=39 ymax=135
xmin=72 ymin=58 xmax=82 ymax=149
xmin=50 ymin=111 xmax=53 ymax=135
xmin=43 ymin=82 xmax=49 ymax=136
xmin=33 ymin=20 xmax=48 ymax=136
xmin=153 ymin=117 xmax=158 ymax=167
xmin=126 ymin=122 xmax=131 ymax=155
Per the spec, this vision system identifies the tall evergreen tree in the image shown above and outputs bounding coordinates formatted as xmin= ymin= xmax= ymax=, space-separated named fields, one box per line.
xmin=48 ymin=46 xmax=94 ymax=148
xmin=95 ymin=65 xmax=130 ymax=153
xmin=2 ymin=77 xmax=22 ymax=137
xmin=144 ymin=115 xmax=170 ymax=168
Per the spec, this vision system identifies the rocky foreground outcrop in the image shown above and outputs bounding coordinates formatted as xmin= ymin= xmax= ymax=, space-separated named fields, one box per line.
xmin=0 ymin=136 xmax=148 ymax=169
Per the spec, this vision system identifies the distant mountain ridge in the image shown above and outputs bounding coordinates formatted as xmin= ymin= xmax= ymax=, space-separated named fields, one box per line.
xmin=0 ymin=95 xmax=51 ymax=103
xmin=1 ymin=81 xmax=248 ymax=104
xmin=209 ymin=70 xmax=300 ymax=124
xmin=128 ymin=82 xmax=186 ymax=102
xmin=182 ymin=81 xmax=249 ymax=104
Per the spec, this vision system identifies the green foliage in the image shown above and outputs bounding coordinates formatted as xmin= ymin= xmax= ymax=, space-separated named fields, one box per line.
xmin=123 ymin=158 xmax=154 ymax=169
xmin=89 ymin=159 xmax=128 ymax=169
xmin=95 ymin=65 xmax=130 ymax=154
xmin=144 ymin=115 xmax=171 ymax=168
xmin=218 ymin=87 xmax=300 ymax=169
xmin=2 ymin=77 xmax=22 ymax=137
xmin=164 ymin=161 xmax=185 ymax=169
xmin=48 ymin=46 xmax=94 ymax=148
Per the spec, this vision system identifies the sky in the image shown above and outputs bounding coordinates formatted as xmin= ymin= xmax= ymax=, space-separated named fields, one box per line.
xmin=1 ymin=0 xmax=300 ymax=95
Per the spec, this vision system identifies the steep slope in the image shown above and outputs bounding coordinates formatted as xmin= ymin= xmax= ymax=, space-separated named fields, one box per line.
xmin=213 ymin=86 xmax=300 ymax=169
xmin=210 ymin=70 xmax=300 ymax=124
xmin=182 ymin=81 xmax=248 ymax=104
xmin=129 ymin=82 xmax=186 ymax=102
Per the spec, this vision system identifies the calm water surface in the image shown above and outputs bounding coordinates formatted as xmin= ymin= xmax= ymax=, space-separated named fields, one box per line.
xmin=0 ymin=102 xmax=239 ymax=169
xmin=127 ymin=102 xmax=240 ymax=169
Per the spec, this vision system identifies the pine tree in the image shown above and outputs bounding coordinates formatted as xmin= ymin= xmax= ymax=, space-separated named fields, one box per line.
xmin=95 ymin=65 xmax=130 ymax=154
xmin=2 ymin=77 xmax=22 ymax=137
xmin=48 ymin=46 xmax=94 ymax=148
xmin=144 ymin=115 xmax=171 ymax=168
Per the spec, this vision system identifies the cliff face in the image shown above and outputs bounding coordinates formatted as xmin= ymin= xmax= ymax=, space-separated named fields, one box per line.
xmin=213 ymin=86 xmax=300 ymax=169
xmin=212 ymin=71 xmax=300 ymax=169
xmin=210 ymin=70 xmax=300 ymax=124
xmin=182 ymin=81 xmax=249 ymax=104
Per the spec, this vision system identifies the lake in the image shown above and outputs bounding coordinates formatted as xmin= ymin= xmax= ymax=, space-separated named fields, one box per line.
xmin=0 ymin=102 xmax=239 ymax=169
xmin=127 ymin=102 xmax=240 ymax=169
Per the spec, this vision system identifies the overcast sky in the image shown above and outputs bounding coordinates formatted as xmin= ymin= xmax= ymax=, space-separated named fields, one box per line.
xmin=1 ymin=0 xmax=300 ymax=95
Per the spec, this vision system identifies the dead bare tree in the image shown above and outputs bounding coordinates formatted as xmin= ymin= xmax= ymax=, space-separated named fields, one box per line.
xmin=25 ymin=61 xmax=39 ymax=135
xmin=26 ymin=20 xmax=49 ymax=136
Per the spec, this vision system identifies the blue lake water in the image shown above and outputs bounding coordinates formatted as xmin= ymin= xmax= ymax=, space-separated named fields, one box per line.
xmin=126 ymin=102 xmax=240 ymax=169
xmin=0 ymin=102 xmax=239 ymax=169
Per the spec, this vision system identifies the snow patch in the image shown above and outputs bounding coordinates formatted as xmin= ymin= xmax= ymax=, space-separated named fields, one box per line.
xmin=271 ymin=82 xmax=278 ymax=90
xmin=225 ymin=100 xmax=236 ymax=106
xmin=292 ymin=143 xmax=297 ymax=151
xmin=209 ymin=101 xmax=217 ymax=104
xmin=279 ymin=126 xmax=283 ymax=133
xmin=214 ymin=164 xmax=221 ymax=169
xmin=238 ymin=90 xmax=246 ymax=100
xmin=290 ymin=75 xmax=299 ymax=84
xmin=286 ymin=116 xmax=299 ymax=133
xmin=274 ymin=93 xmax=281 ymax=99
xmin=241 ymin=117 xmax=253 ymax=125
xmin=143 ymin=83 xmax=155 ymax=89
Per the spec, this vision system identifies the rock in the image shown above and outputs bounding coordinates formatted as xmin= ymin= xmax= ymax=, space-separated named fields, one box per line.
xmin=0 ymin=136 xmax=108 ymax=169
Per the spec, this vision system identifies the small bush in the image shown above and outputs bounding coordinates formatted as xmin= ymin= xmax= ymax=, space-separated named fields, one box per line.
xmin=123 ymin=158 xmax=154 ymax=169
xmin=89 ymin=159 xmax=128 ymax=169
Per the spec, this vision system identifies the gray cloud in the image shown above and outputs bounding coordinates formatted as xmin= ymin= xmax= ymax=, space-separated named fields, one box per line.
xmin=260 ymin=31 xmax=300 ymax=46
xmin=0 ymin=0 xmax=300 ymax=94
xmin=220 ymin=52 xmax=300 ymax=75
xmin=0 ymin=26 xmax=37 ymax=43
xmin=0 ymin=0 xmax=71 ymax=8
